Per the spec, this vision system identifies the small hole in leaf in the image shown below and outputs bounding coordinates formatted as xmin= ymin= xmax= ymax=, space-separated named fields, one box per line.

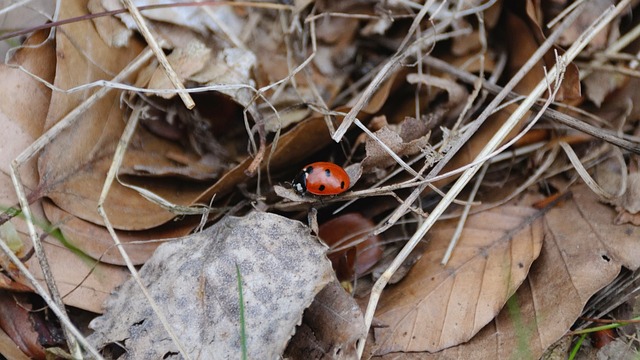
xmin=601 ymin=254 xmax=611 ymax=262
xmin=103 ymin=342 xmax=126 ymax=359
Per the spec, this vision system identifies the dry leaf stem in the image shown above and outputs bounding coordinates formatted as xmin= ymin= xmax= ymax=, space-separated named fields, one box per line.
xmin=358 ymin=1 xmax=632 ymax=356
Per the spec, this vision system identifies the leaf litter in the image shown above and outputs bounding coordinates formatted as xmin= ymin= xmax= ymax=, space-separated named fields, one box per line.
xmin=0 ymin=0 xmax=639 ymax=359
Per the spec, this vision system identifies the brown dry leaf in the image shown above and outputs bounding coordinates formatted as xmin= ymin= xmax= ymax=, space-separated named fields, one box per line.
xmin=285 ymin=280 xmax=366 ymax=359
xmin=362 ymin=126 xmax=430 ymax=173
xmin=374 ymin=184 xmax=640 ymax=359
xmin=0 ymin=30 xmax=54 ymax=215
xmin=147 ymin=39 xmax=212 ymax=97
xmin=27 ymin=241 xmax=130 ymax=313
xmin=550 ymin=0 xmax=618 ymax=51
xmin=0 ymin=326 xmax=31 ymax=360
xmin=87 ymin=0 xmax=132 ymax=47
xmin=0 ymin=292 xmax=58 ymax=359
xmin=38 ymin=0 xmax=221 ymax=231
xmin=100 ymin=0 xmax=244 ymax=36
xmin=372 ymin=205 xmax=544 ymax=354
xmin=0 ymin=31 xmax=54 ymax=292
xmin=582 ymin=70 xmax=627 ymax=108
xmin=42 ymin=200 xmax=196 ymax=266
xmin=88 ymin=212 xmax=334 ymax=359
xmin=593 ymin=153 xmax=640 ymax=225
xmin=117 ymin=124 xmax=228 ymax=181
xmin=141 ymin=38 xmax=256 ymax=108
xmin=510 ymin=2 xmax=581 ymax=100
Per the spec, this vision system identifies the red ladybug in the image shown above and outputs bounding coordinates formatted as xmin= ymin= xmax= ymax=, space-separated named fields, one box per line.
xmin=292 ymin=162 xmax=350 ymax=195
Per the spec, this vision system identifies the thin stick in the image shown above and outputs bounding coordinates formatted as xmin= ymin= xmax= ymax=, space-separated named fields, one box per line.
xmin=357 ymin=1 xmax=629 ymax=356
xmin=120 ymin=0 xmax=195 ymax=109
xmin=9 ymin=166 xmax=82 ymax=358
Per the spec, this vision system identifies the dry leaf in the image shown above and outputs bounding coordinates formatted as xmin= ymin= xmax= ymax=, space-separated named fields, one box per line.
xmin=26 ymin=241 xmax=130 ymax=313
xmin=0 ymin=292 xmax=59 ymax=359
xmin=372 ymin=205 xmax=544 ymax=354
xmin=594 ymin=154 xmax=640 ymax=225
xmin=374 ymin=185 xmax=640 ymax=359
xmin=117 ymin=124 xmax=229 ymax=181
xmin=88 ymin=212 xmax=334 ymax=359
xmin=101 ymin=0 xmax=244 ymax=36
xmin=508 ymin=4 xmax=581 ymax=100
xmin=0 ymin=31 xmax=54 ymax=292
xmin=362 ymin=126 xmax=430 ymax=172
xmin=550 ymin=0 xmax=618 ymax=51
xmin=87 ymin=0 xmax=132 ymax=47
xmin=582 ymin=70 xmax=626 ymax=108
xmin=405 ymin=73 xmax=468 ymax=114
xmin=319 ymin=213 xmax=384 ymax=281
xmin=143 ymin=38 xmax=256 ymax=107
xmin=39 ymin=0 xmax=226 ymax=231
xmin=0 ymin=326 xmax=32 ymax=360
xmin=38 ymin=0 xmax=169 ymax=230
xmin=147 ymin=39 xmax=212 ymax=95
xmin=285 ymin=280 xmax=366 ymax=359
xmin=42 ymin=200 xmax=196 ymax=266
xmin=0 ymin=30 xmax=54 ymax=216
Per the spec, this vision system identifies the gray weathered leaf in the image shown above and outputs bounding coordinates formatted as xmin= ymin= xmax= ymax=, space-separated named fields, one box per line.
xmin=88 ymin=212 xmax=334 ymax=359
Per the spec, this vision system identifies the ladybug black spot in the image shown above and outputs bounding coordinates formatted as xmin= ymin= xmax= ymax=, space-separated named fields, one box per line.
xmin=340 ymin=181 xmax=345 ymax=189
xmin=305 ymin=166 xmax=314 ymax=174
xmin=318 ymin=185 xmax=326 ymax=192
xmin=325 ymin=169 xmax=331 ymax=177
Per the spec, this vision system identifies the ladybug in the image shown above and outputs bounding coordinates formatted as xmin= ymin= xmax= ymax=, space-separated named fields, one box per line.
xmin=292 ymin=162 xmax=350 ymax=196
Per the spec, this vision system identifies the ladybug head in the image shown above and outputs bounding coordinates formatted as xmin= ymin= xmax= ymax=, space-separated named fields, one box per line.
xmin=291 ymin=171 xmax=308 ymax=195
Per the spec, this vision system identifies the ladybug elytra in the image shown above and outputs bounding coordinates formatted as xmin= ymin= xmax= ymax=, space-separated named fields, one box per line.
xmin=292 ymin=162 xmax=350 ymax=196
